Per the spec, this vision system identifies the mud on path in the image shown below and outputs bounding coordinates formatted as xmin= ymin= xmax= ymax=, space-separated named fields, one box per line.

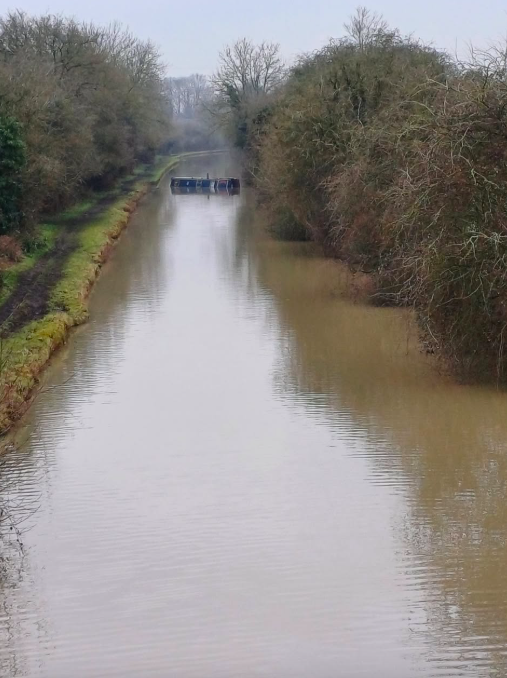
xmin=0 ymin=170 xmax=154 ymax=337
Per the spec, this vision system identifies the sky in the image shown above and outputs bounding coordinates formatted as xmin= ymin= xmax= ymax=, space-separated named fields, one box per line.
xmin=3 ymin=0 xmax=507 ymax=76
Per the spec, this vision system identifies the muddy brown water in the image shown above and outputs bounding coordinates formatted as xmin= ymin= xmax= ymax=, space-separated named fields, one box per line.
xmin=1 ymin=153 xmax=507 ymax=677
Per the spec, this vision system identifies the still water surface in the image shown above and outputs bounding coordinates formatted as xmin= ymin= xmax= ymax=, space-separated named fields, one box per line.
xmin=1 ymin=154 xmax=507 ymax=677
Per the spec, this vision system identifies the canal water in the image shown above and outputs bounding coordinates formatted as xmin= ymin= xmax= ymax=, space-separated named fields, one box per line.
xmin=1 ymin=153 xmax=507 ymax=677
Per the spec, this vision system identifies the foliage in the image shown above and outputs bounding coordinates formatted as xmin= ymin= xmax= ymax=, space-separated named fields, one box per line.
xmin=0 ymin=12 xmax=171 ymax=228
xmin=210 ymin=39 xmax=285 ymax=151
xmin=266 ymin=207 xmax=309 ymax=242
xmin=379 ymin=57 xmax=507 ymax=378
xmin=0 ymin=236 xmax=22 ymax=262
xmin=251 ymin=6 xmax=507 ymax=380
xmin=0 ymin=115 xmax=25 ymax=233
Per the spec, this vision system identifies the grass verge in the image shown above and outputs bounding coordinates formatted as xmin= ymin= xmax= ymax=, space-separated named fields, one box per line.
xmin=0 ymin=155 xmax=179 ymax=435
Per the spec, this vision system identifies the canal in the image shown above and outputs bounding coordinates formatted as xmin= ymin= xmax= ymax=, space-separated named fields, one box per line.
xmin=1 ymin=153 xmax=507 ymax=677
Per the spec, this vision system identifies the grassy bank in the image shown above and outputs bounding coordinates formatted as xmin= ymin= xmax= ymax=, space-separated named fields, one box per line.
xmin=0 ymin=155 xmax=179 ymax=434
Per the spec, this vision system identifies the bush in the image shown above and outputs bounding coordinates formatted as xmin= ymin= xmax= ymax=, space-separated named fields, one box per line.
xmin=380 ymin=64 xmax=507 ymax=378
xmin=0 ymin=12 xmax=172 ymax=229
xmin=0 ymin=115 xmax=25 ymax=233
xmin=267 ymin=207 xmax=309 ymax=242
xmin=251 ymin=9 xmax=507 ymax=380
xmin=0 ymin=235 xmax=23 ymax=262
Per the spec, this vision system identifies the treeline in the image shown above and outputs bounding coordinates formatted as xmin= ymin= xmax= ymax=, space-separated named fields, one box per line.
xmin=164 ymin=74 xmax=222 ymax=152
xmin=214 ymin=9 xmax=507 ymax=381
xmin=166 ymin=74 xmax=211 ymax=119
xmin=0 ymin=12 xmax=171 ymax=234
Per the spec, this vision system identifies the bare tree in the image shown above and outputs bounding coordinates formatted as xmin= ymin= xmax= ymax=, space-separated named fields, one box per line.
xmin=165 ymin=74 xmax=212 ymax=119
xmin=344 ymin=6 xmax=389 ymax=50
xmin=212 ymin=38 xmax=285 ymax=103
xmin=208 ymin=39 xmax=285 ymax=147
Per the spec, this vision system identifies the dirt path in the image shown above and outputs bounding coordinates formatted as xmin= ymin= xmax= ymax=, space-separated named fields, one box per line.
xmin=0 ymin=169 xmax=154 ymax=336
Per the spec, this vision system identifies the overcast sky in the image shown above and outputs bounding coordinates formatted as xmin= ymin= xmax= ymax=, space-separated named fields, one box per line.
xmin=4 ymin=0 xmax=507 ymax=76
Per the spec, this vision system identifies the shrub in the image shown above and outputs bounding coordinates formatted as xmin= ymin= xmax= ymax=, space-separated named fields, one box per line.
xmin=0 ymin=115 xmax=25 ymax=234
xmin=267 ymin=207 xmax=309 ymax=242
xmin=251 ymin=9 xmax=507 ymax=380
xmin=380 ymin=63 xmax=507 ymax=378
xmin=0 ymin=12 xmax=172 ymax=229
xmin=0 ymin=235 xmax=23 ymax=262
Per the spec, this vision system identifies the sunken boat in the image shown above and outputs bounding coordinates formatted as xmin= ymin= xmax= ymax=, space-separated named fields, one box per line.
xmin=170 ymin=176 xmax=241 ymax=192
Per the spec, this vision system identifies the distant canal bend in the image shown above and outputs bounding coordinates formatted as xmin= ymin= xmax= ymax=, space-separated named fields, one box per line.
xmin=1 ymin=153 xmax=507 ymax=677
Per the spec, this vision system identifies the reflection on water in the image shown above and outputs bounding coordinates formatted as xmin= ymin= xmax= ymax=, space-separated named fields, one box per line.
xmin=235 ymin=202 xmax=507 ymax=677
xmin=1 ymin=155 xmax=507 ymax=677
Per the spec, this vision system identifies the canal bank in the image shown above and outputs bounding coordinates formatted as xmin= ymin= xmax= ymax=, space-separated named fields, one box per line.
xmin=0 ymin=155 xmax=179 ymax=435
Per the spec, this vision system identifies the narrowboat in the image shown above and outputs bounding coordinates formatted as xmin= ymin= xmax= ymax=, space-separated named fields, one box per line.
xmin=170 ymin=175 xmax=241 ymax=192
xmin=170 ymin=177 xmax=216 ymax=190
